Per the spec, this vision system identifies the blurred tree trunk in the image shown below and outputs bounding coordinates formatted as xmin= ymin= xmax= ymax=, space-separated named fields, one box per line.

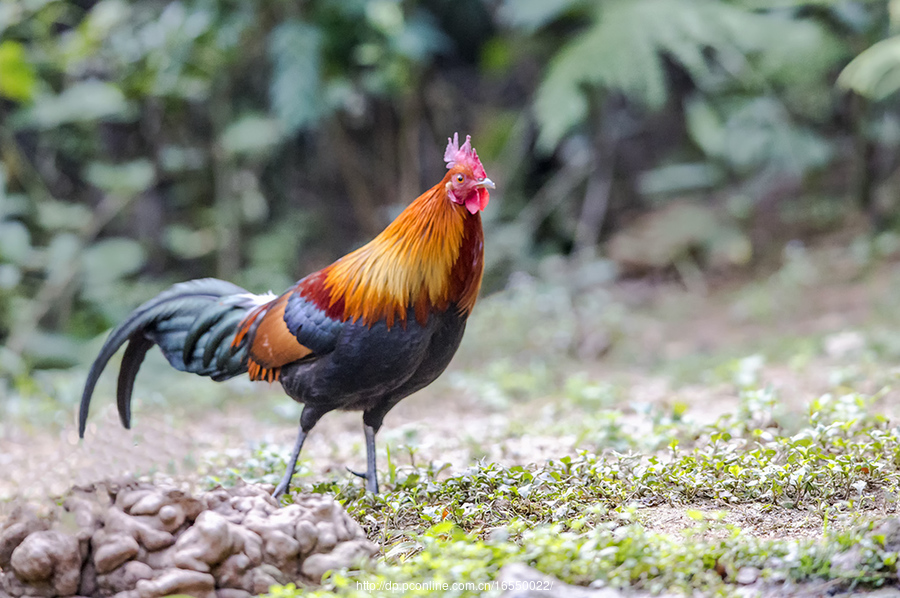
xmin=211 ymin=79 xmax=241 ymax=279
xmin=332 ymin=122 xmax=384 ymax=238
xmin=851 ymin=95 xmax=878 ymax=228
xmin=574 ymin=105 xmax=616 ymax=255
xmin=398 ymin=92 xmax=423 ymax=206
xmin=136 ymin=99 xmax=167 ymax=275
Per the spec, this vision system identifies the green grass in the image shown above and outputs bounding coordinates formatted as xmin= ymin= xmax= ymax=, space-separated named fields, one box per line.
xmin=265 ymin=515 xmax=900 ymax=597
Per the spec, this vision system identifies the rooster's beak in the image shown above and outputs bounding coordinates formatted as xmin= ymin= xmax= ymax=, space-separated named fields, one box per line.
xmin=477 ymin=177 xmax=495 ymax=189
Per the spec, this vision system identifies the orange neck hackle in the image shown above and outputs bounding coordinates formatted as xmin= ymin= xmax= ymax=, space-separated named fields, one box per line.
xmin=300 ymin=168 xmax=487 ymax=327
xmin=298 ymin=132 xmax=494 ymax=328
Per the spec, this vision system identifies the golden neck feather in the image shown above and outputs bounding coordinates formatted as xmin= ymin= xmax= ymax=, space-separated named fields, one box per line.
xmin=307 ymin=175 xmax=484 ymax=327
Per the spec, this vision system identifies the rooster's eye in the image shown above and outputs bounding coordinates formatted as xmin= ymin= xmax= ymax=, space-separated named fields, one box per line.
xmin=455 ymin=174 xmax=464 ymax=184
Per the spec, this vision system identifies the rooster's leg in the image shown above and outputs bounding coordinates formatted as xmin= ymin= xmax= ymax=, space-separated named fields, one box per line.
xmin=347 ymin=422 xmax=380 ymax=493
xmin=273 ymin=428 xmax=307 ymax=499
xmin=362 ymin=423 xmax=379 ymax=494
xmin=273 ymin=406 xmax=324 ymax=499
xmin=363 ymin=424 xmax=378 ymax=494
xmin=352 ymin=408 xmax=389 ymax=493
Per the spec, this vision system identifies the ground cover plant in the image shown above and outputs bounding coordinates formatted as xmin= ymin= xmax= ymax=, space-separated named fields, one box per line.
xmin=245 ymin=388 xmax=900 ymax=596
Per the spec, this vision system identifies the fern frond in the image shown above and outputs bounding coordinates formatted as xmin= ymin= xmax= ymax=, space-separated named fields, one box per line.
xmin=533 ymin=0 xmax=844 ymax=151
xmin=838 ymin=36 xmax=900 ymax=101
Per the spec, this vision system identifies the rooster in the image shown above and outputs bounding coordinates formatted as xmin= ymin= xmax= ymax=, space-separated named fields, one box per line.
xmin=79 ymin=133 xmax=493 ymax=497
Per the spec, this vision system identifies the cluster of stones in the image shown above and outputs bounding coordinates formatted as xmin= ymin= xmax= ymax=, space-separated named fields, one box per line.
xmin=0 ymin=481 xmax=376 ymax=598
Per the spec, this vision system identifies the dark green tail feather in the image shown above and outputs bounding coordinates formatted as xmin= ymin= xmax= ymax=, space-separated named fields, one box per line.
xmin=116 ymin=335 xmax=153 ymax=429
xmin=79 ymin=278 xmax=269 ymax=437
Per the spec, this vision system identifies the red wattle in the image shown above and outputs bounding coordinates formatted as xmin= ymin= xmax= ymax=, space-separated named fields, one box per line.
xmin=466 ymin=188 xmax=490 ymax=214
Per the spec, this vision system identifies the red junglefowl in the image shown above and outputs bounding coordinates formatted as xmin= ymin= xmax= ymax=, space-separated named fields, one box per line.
xmin=79 ymin=133 xmax=493 ymax=497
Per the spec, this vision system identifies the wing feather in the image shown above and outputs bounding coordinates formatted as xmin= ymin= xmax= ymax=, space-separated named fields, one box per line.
xmin=245 ymin=292 xmax=315 ymax=381
xmin=285 ymin=287 xmax=343 ymax=354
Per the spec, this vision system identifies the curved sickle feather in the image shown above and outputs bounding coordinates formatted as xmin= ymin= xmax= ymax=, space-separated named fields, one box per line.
xmin=117 ymin=336 xmax=153 ymax=429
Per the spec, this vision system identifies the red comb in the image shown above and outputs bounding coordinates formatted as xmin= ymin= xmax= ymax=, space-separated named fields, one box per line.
xmin=444 ymin=133 xmax=486 ymax=179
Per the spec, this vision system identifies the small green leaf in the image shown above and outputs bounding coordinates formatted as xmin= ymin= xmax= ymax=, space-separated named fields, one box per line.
xmin=84 ymin=160 xmax=155 ymax=195
xmin=425 ymin=521 xmax=456 ymax=537
xmin=0 ymin=40 xmax=37 ymax=102
xmin=36 ymin=201 xmax=92 ymax=232
xmin=498 ymin=0 xmax=586 ymax=32
xmin=838 ymin=35 xmax=900 ymax=101
xmin=81 ymin=237 xmax=145 ymax=287
xmin=164 ymin=225 xmax=217 ymax=259
xmin=16 ymin=80 xmax=133 ymax=129
xmin=685 ymin=96 xmax=726 ymax=157
xmin=0 ymin=221 xmax=31 ymax=265
xmin=219 ymin=114 xmax=283 ymax=158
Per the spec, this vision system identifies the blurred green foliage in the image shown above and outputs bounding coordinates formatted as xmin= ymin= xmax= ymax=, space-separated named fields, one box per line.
xmin=1 ymin=0 xmax=900 ymax=375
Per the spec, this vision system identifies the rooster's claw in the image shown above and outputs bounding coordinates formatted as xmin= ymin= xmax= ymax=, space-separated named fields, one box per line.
xmin=346 ymin=467 xmax=367 ymax=479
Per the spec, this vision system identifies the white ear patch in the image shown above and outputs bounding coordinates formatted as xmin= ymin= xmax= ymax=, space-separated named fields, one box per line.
xmin=445 ymin=181 xmax=462 ymax=205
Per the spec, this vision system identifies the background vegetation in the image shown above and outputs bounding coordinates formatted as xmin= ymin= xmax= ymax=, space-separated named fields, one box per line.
xmin=2 ymin=0 xmax=900 ymax=375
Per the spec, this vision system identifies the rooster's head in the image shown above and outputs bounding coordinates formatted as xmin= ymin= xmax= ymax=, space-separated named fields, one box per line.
xmin=444 ymin=133 xmax=494 ymax=214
